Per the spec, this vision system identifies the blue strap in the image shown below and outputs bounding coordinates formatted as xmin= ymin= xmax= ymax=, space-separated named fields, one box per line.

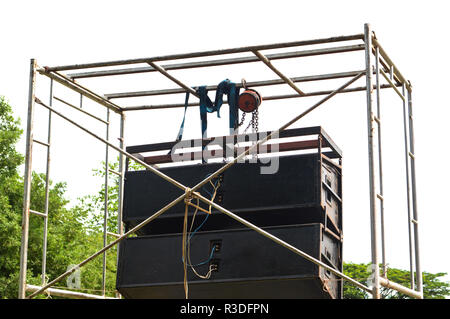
xmin=197 ymin=79 xmax=240 ymax=138
xmin=176 ymin=92 xmax=190 ymax=141
xmin=228 ymin=82 xmax=239 ymax=135
xmin=198 ymin=86 xmax=210 ymax=138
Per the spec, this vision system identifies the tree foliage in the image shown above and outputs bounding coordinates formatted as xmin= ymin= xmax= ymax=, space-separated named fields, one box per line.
xmin=0 ymin=96 xmax=22 ymax=179
xmin=343 ymin=262 xmax=450 ymax=299
xmin=0 ymin=96 xmax=24 ymax=298
xmin=0 ymin=97 xmax=118 ymax=298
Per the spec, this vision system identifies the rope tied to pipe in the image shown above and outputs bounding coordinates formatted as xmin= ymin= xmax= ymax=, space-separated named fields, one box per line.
xmin=42 ymin=276 xmax=52 ymax=299
xmin=184 ymin=187 xmax=193 ymax=203
xmin=181 ymin=179 xmax=221 ymax=299
xmin=182 ymin=187 xmax=193 ymax=298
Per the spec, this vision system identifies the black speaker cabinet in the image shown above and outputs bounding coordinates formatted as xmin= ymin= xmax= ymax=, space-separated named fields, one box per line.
xmin=116 ymin=223 xmax=342 ymax=299
xmin=123 ymin=154 xmax=342 ymax=236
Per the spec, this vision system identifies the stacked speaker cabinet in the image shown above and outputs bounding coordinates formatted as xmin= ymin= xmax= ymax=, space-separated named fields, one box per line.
xmin=116 ymin=126 xmax=343 ymax=299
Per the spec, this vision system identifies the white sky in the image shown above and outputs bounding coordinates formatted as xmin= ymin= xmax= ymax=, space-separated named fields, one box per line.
xmin=1 ymin=0 xmax=449 ymax=287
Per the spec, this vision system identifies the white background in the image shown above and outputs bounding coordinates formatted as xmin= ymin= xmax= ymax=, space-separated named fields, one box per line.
xmin=0 ymin=0 xmax=449 ymax=290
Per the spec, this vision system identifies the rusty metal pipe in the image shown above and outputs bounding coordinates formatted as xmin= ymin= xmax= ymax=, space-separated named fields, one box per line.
xmin=47 ymin=34 xmax=364 ymax=72
xmin=18 ymin=59 xmax=37 ymax=299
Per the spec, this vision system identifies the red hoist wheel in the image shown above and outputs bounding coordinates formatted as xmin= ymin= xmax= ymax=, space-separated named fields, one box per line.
xmin=238 ymin=89 xmax=262 ymax=113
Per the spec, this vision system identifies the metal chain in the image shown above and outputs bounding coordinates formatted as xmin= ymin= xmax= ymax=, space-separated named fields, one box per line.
xmin=237 ymin=106 xmax=259 ymax=134
xmin=238 ymin=108 xmax=259 ymax=134
xmin=238 ymin=112 xmax=246 ymax=127
xmin=244 ymin=116 xmax=253 ymax=133
xmin=253 ymin=108 xmax=259 ymax=133
xmin=250 ymin=109 xmax=259 ymax=161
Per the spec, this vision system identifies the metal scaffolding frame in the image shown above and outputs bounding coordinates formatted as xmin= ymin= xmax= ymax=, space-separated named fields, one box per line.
xmin=18 ymin=23 xmax=422 ymax=299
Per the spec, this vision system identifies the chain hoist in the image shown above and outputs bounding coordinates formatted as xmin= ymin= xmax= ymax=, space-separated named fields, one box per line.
xmin=237 ymin=79 xmax=261 ymax=134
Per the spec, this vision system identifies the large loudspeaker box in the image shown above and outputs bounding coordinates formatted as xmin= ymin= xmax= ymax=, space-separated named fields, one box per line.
xmin=123 ymin=153 xmax=342 ymax=236
xmin=116 ymin=223 xmax=342 ymax=299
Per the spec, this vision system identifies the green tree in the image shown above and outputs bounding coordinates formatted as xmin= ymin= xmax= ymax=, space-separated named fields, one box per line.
xmin=343 ymin=262 xmax=450 ymax=299
xmin=0 ymin=97 xmax=116 ymax=298
xmin=0 ymin=96 xmax=24 ymax=298
xmin=0 ymin=96 xmax=22 ymax=178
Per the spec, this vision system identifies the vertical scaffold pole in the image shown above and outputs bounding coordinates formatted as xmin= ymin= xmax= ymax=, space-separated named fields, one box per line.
xmin=364 ymin=23 xmax=381 ymax=299
xmin=115 ymin=113 xmax=126 ymax=299
xmin=19 ymin=59 xmax=37 ymax=299
xmin=102 ymin=108 xmax=110 ymax=296
xmin=407 ymin=88 xmax=423 ymax=295
xmin=402 ymin=84 xmax=415 ymax=289
xmin=374 ymin=47 xmax=387 ymax=277
xmin=41 ymin=79 xmax=53 ymax=286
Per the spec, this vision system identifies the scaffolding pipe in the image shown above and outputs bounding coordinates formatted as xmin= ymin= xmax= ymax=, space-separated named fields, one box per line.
xmin=105 ymin=70 xmax=366 ymax=99
xmin=120 ymin=84 xmax=395 ymax=111
xmin=18 ymin=59 xmax=37 ymax=299
xmin=374 ymin=47 xmax=387 ymax=277
xmin=379 ymin=278 xmax=422 ymax=299
xmin=407 ymin=89 xmax=423 ymax=294
xmin=70 ymin=44 xmax=364 ymax=80
xmin=402 ymin=84 xmax=415 ymax=289
xmin=252 ymin=50 xmax=305 ymax=95
xmin=116 ymin=113 xmax=126 ymax=268
xmin=364 ymin=23 xmax=381 ymax=299
xmin=29 ymin=209 xmax=48 ymax=218
xmin=102 ymin=108 xmax=110 ymax=296
xmin=47 ymin=34 xmax=364 ymax=72
xmin=41 ymin=78 xmax=53 ymax=287
xmin=26 ymin=285 xmax=117 ymax=299
xmin=108 ymin=168 xmax=122 ymax=176
xmin=32 ymin=139 xmax=50 ymax=147
xmin=147 ymin=61 xmax=199 ymax=97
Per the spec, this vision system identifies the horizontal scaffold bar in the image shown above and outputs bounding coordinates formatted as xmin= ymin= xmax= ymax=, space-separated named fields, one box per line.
xmin=121 ymin=84 xmax=396 ymax=111
xmin=46 ymin=34 xmax=364 ymax=73
xmin=105 ymin=70 xmax=365 ymax=99
xmin=379 ymin=277 xmax=422 ymax=299
xmin=68 ymin=44 xmax=364 ymax=79
xmin=26 ymin=284 xmax=117 ymax=299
